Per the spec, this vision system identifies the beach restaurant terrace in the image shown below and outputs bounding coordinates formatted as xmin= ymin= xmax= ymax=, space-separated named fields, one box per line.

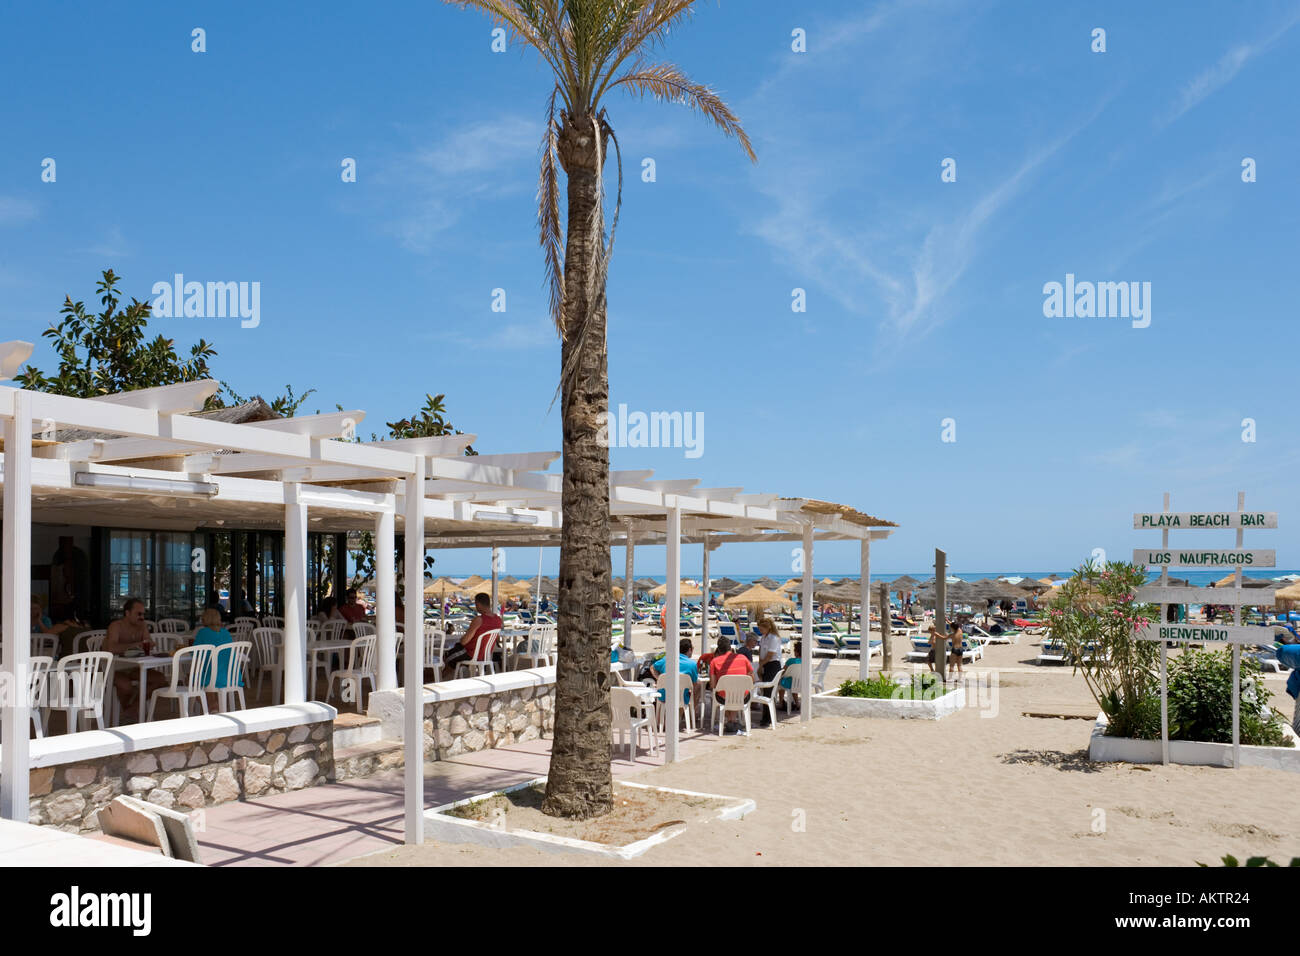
xmin=0 ymin=342 xmax=895 ymax=841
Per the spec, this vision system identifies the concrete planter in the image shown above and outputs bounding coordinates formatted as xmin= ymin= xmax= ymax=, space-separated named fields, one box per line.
xmin=813 ymin=686 xmax=965 ymax=720
xmin=424 ymin=777 xmax=754 ymax=860
xmin=1088 ymin=713 xmax=1300 ymax=772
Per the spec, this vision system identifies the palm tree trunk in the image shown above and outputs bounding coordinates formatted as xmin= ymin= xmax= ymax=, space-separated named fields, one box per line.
xmin=543 ymin=113 xmax=614 ymax=819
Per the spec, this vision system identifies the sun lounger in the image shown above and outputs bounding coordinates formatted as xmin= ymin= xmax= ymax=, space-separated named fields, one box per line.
xmin=969 ymin=623 xmax=1014 ymax=645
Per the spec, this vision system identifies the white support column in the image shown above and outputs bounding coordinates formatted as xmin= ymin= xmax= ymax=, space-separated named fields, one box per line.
xmin=859 ymin=538 xmax=871 ymax=680
xmin=665 ymin=502 xmax=682 ymax=763
xmin=490 ymin=547 xmax=500 ymax=610
xmin=2 ymin=390 xmax=32 ymax=821
xmin=800 ymin=524 xmax=814 ymax=723
xmin=700 ymin=533 xmax=711 ymax=656
xmin=375 ymin=510 xmax=397 ymax=690
xmin=403 ymin=471 xmax=426 ymax=844
xmin=622 ymin=533 xmax=635 ymax=654
xmin=283 ymin=486 xmax=308 ymax=704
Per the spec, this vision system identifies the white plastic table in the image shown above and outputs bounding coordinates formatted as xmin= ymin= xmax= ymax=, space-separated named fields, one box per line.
xmin=110 ymin=654 xmax=175 ymax=725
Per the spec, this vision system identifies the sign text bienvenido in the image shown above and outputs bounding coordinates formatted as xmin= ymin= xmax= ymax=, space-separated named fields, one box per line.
xmin=1134 ymin=623 xmax=1271 ymax=646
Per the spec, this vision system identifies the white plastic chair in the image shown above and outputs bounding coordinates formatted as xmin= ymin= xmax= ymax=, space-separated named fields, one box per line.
xmin=84 ymin=632 xmax=106 ymax=652
xmin=74 ymin=629 xmax=107 ymax=654
xmin=454 ymin=628 xmax=500 ymax=679
xmin=811 ymin=657 xmax=831 ymax=694
xmin=655 ymin=671 xmax=696 ymax=732
xmin=156 ymin=618 xmax=188 ymax=634
xmin=513 ymin=624 xmax=554 ymax=670
xmin=422 ymin=626 xmax=447 ymax=681
xmin=350 ymin=621 xmax=377 ymax=639
xmin=148 ymin=646 xmax=212 ymax=720
xmin=235 ymin=616 xmax=261 ymax=633
xmin=610 ymin=686 xmax=658 ymax=761
xmin=711 ymin=674 xmax=754 ymax=735
xmin=29 ymin=655 xmax=53 ymax=738
xmin=262 ymin=615 xmax=284 ymax=629
xmin=751 ymin=665 xmax=787 ymax=726
xmin=318 ymin=619 xmax=348 ymax=643
xmin=250 ymin=627 xmax=284 ymax=703
xmin=51 ymin=652 xmax=112 ymax=732
xmin=30 ymin=634 xmax=58 ymax=658
xmin=207 ymin=641 xmax=252 ymax=712
xmin=328 ymin=634 xmax=377 ymax=711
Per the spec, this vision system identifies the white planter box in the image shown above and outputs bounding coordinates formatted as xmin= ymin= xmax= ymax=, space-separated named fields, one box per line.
xmin=424 ymin=777 xmax=754 ymax=860
xmin=1088 ymin=713 xmax=1300 ymax=772
xmin=813 ymin=686 xmax=965 ymax=720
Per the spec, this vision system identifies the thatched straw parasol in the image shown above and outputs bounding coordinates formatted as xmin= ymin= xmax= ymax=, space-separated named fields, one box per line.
xmin=1275 ymin=582 xmax=1300 ymax=609
xmin=724 ymin=584 xmax=794 ymax=616
xmin=650 ymin=581 xmax=702 ymax=599
xmin=458 ymin=575 xmax=486 ymax=591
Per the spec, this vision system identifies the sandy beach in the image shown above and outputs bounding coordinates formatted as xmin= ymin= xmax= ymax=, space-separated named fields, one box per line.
xmin=346 ymin=629 xmax=1300 ymax=867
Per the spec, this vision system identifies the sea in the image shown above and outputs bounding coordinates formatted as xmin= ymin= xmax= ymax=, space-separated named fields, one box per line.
xmin=460 ymin=572 xmax=1300 ymax=587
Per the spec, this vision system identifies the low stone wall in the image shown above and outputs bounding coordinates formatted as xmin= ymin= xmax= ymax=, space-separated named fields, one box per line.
xmin=28 ymin=721 xmax=334 ymax=834
xmin=425 ymin=684 xmax=554 ymax=759
xmin=368 ymin=669 xmax=557 ymax=760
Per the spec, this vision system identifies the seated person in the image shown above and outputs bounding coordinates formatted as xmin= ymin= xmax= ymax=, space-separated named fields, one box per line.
xmin=338 ymin=588 xmax=367 ymax=624
xmin=105 ymin=597 xmax=166 ymax=720
xmin=313 ymin=596 xmax=345 ymax=624
xmin=191 ymin=607 xmax=242 ymax=706
xmin=441 ymin=593 xmax=503 ymax=673
xmin=708 ymin=636 xmax=756 ymax=732
xmin=652 ymin=638 xmax=699 ymax=705
xmin=31 ymin=598 xmax=84 ymax=656
xmin=778 ymin=640 xmax=803 ymax=710
xmin=737 ymin=632 xmax=761 ymax=663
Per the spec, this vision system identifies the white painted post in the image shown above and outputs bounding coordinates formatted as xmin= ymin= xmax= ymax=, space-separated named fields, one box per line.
xmin=800 ymin=524 xmax=814 ymax=722
xmin=283 ymin=486 xmax=308 ymax=704
xmin=665 ymin=502 xmax=682 ymax=762
xmin=403 ymin=470 xmax=426 ymax=844
xmin=490 ymin=547 xmax=500 ymax=612
xmin=623 ymin=533 xmax=635 ymax=656
xmin=1 ymin=390 xmax=32 ymax=821
xmin=1232 ymin=491 xmax=1243 ymax=770
xmin=859 ymin=538 xmax=871 ymax=680
xmin=1159 ymin=492 xmax=1170 ymax=767
xmin=375 ymin=509 xmax=397 ymax=691
xmin=535 ymin=547 xmax=544 ymax=618
xmin=700 ymin=533 xmax=711 ymax=656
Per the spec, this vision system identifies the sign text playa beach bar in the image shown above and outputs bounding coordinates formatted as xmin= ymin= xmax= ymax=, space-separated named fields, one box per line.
xmin=1134 ymin=512 xmax=1276 ymax=529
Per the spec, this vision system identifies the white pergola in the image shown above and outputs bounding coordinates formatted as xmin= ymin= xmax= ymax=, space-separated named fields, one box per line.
xmin=0 ymin=345 xmax=895 ymax=842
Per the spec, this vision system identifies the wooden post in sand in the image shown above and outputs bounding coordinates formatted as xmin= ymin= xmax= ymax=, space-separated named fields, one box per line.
xmin=879 ymin=582 xmax=892 ymax=671
xmin=935 ymin=549 xmax=948 ymax=682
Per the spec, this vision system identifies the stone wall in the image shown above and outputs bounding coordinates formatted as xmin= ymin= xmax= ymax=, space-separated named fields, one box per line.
xmin=29 ymin=720 xmax=334 ymax=834
xmin=424 ymin=684 xmax=554 ymax=760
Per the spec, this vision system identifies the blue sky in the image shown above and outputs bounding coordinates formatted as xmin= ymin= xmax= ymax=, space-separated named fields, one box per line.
xmin=2 ymin=1 xmax=1298 ymax=576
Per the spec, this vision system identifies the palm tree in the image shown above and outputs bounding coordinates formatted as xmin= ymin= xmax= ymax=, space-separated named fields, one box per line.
xmin=443 ymin=0 xmax=754 ymax=819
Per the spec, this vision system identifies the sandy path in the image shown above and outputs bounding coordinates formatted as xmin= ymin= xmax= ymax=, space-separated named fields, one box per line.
xmin=347 ymin=634 xmax=1299 ymax=868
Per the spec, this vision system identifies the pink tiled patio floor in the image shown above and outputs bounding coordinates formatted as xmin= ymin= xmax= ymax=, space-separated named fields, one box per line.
xmin=197 ymin=730 xmax=730 ymax=866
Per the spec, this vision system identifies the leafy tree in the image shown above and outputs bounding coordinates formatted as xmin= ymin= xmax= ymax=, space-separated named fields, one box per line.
xmin=15 ymin=270 xmax=217 ymax=397
xmin=442 ymin=0 xmax=755 ymax=819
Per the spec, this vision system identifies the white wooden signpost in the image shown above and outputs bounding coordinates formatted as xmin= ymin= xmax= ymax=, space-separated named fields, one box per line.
xmin=1132 ymin=493 xmax=1277 ymax=768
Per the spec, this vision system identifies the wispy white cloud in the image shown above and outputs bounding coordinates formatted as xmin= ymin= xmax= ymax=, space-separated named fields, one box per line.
xmin=0 ymin=196 xmax=39 ymax=226
xmin=83 ymin=225 xmax=130 ymax=259
xmin=1158 ymin=11 xmax=1300 ymax=127
xmin=447 ymin=317 xmax=555 ymax=351
xmin=365 ymin=115 xmax=541 ymax=253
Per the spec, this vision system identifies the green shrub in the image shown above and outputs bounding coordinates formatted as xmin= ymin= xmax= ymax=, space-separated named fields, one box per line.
xmin=1167 ymin=649 xmax=1290 ymax=747
xmin=838 ymin=673 xmax=943 ymax=701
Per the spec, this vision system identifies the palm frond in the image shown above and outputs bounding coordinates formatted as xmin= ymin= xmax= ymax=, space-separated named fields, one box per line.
xmin=538 ymin=87 xmax=566 ymax=337
xmin=610 ymin=61 xmax=755 ymax=161
xmin=594 ymin=0 xmax=697 ymax=100
xmin=445 ymin=0 xmax=579 ymax=112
